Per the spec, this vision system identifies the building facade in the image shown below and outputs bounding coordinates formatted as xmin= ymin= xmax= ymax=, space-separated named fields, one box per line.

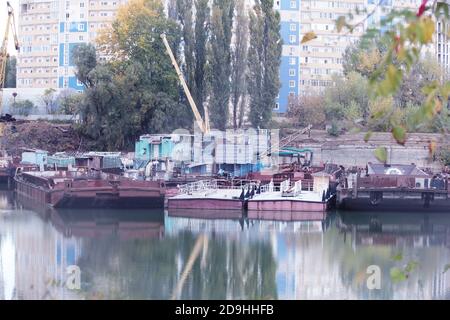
xmin=274 ymin=0 xmax=301 ymax=113
xmin=274 ymin=0 xmax=426 ymax=114
xmin=16 ymin=0 xmax=127 ymax=90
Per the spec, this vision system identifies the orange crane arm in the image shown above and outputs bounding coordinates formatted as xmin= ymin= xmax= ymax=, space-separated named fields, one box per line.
xmin=160 ymin=33 xmax=210 ymax=134
xmin=1 ymin=1 xmax=20 ymax=102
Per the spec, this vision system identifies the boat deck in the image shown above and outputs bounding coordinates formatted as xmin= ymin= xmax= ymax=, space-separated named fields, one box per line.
xmin=171 ymin=188 xmax=243 ymax=200
xmin=250 ymin=191 xmax=323 ymax=202
xmin=167 ymin=180 xmax=249 ymax=211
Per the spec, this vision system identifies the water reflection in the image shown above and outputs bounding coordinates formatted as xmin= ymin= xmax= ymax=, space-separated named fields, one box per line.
xmin=1 ymin=190 xmax=450 ymax=300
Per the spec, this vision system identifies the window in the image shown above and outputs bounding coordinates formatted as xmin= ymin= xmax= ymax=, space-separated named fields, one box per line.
xmin=289 ymin=57 xmax=296 ymax=65
xmin=274 ymin=103 xmax=280 ymax=110
xmin=290 ymin=1 xmax=296 ymax=8
xmin=289 ymin=69 xmax=296 ymax=76
xmin=289 ymin=80 xmax=296 ymax=88
xmin=290 ymin=24 xmax=296 ymax=31
xmin=78 ymin=23 xmax=85 ymax=31
xmin=289 ymin=35 xmax=296 ymax=43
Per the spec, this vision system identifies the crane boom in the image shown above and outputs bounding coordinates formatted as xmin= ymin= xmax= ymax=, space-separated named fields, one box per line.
xmin=160 ymin=33 xmax=210 ymax=134
xmin=1 ymin=1 xmax=20 ymax=114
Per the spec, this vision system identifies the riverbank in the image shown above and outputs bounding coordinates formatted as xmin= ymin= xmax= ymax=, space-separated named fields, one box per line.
xmin=2 ymin=121 xmax=85 ymax=156
xmin=285 ymin=129 xmax=448 ymax=172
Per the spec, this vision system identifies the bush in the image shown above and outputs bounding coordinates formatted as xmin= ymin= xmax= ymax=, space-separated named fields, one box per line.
xmin=12 ymin=100 xmax=35 ymax=116
xmin=327 ymin=121 xmax=340 ymax=136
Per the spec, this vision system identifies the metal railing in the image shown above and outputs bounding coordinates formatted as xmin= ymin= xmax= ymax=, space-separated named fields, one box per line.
xmin=178 ymin=180 xmax=218 ymax=194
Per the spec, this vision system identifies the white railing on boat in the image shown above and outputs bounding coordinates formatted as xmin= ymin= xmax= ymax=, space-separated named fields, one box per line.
xmin=259 ymin=179 xmax=312 ymax=196
xmin=280 ymin=179 xmax=290 ymax=193
xmin=178 ymin=179 xmax=258 ymax=195
xmin=260 ymin=180 xmax=274 ymax=193
xmin=178 ymin=180 xmax=218 ymax=194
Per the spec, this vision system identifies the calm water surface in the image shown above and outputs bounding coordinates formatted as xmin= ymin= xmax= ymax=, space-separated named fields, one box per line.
xmin=0 ymin=190 xmax=449 ymax=300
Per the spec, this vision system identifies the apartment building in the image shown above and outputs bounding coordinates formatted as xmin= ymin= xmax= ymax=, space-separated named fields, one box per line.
xmin=274 ymin=0 xmax=426 ymax=114
xmin=273 ymin=0 xmax=300 ymax=113
xmin=16 ymin=0 xmax=128 ymax=90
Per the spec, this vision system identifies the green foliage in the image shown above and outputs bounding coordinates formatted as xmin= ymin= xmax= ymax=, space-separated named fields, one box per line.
xmin=324 ymin=72 xmax=369 ymax=123
xmin=42 ymin=88 xmax=58 ymax=114
xmin=57 ymin=90 xmax=83 ymax=115
xmin=444 ymin=264 xmax=450 ymax=274
xmin=73 ymin=0 xmax=191 ymax=151
xmin=327 ymin=121 xmax=340 ymax=137
xmin=337 ymin=5 xmax=450 ymax=146
xmin=247 ymin=0 xmax=282 ymax=128
xmin=231 ymin=0 xmax=249 ymax=129
xmin=176 ymin=0 xmax=196 ymax=106
xmin=72 ymin=44 xmax=97 ymax=88
xmin=12 ymin=100 xmax=35 ymax=116
xmin=193 ymin=0 xmax=210 ymax=117
xmin=288 ymin=95 xmax=325 ymax=128
xmin=437 ymin=147 xmax=450 ymax=166
xmin=4 ymin=56 xmax=16 ymax=88
xmin=374 ymin=147 xmax=388 ymax=163
xmin=209 ymin=0 xmax=234 ymax=130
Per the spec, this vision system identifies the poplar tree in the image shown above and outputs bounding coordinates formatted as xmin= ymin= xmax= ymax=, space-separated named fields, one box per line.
xmin=194 ymin=0 xmax=210 ymax=118
xmin=247 ymin=0 xmax=282 ymax=128
xmin=209 ymin=0 xmax=234 ymax=130
xmin=231 ymin=0 xmax=249 ymax=129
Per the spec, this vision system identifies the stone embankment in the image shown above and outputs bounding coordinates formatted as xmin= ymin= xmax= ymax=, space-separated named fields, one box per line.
xmin=285 ymin=129 xmax=448 ymax=171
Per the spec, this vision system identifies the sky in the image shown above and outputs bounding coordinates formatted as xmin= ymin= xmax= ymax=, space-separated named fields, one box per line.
xmin=0 ymin=0 xmax=20 ymax=54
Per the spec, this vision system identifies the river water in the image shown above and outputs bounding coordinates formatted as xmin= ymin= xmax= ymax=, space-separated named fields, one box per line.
xmin=0 ymin=190 xmax=449 ymax=300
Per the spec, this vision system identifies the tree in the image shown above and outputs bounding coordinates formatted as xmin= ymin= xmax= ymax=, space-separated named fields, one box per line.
xmin=167 ymin=0 xmax=178 ymax=20
xmin=42 ymin=88 xmax=58 ymax=114
xmin=57 ymin=90 xmax=83 ymax=115
xmin=194 ymin=0 xmax=210 ymax=118
xmin=323 ymin=72 xmax=369 ymax=123
xmin=176 ymin=0 xmax=195 ymax=99
xmin=247 ymin=0 xmax=282 ymax=128
xmin=343 ymin=40 xmax=443 ymax=110
xmin=325 ymin=3 xmax=450 ymax=146
xmin=72 ymin=44 xmax=97 ymax=88
xmin=175 ymin=0 xmax=210 ymax=119
xmin=4 ymin=56 xmax=16 ymax=88
xmin=209 ymin=0 xmax=234 ymax=130
xmin=288 ymin=95 xmax=326 ymax=128
xmin=231 ymin=0 xmax=249 ymax=129
xmin=74 ymin=0 xmax=191 ymax=151
xmin=13 ymin=100 xmax=34 ymax=116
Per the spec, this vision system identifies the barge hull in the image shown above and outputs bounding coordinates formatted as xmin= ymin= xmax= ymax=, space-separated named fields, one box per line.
xmin=248 ymin=210 xmax=326 ymax=221
xmin=167 ymin=198 xmax=244 ymax=211
xmin=55 ymin=195 xmax=165 ymax=209
xmin=248 ymin=200 xmax=327 ymax=212
xmin=340 ymin=198 xmax=450 ymax=212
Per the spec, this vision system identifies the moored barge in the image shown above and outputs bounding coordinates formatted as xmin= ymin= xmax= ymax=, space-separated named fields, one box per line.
xmin=248 ymin=174 xmax=334 ymax=214
xmin=167 ymin=180 xmax=253 ymax=211
xmin=337 ymin=163 xmax=450 ymax=212
xmin=14 ymin=169 xmax=165 ymax=209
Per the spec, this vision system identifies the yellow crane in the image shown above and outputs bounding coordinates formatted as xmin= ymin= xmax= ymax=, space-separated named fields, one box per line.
xmin=160 ymin=33 xmax=210 ymax=134
xmin=0 ymin=1 xmax=20 ymax=136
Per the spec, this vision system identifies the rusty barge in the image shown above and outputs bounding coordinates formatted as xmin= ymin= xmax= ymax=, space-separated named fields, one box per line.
xmin=14 ymin=169 xmax=165 ymax=209
xmin=337 ymin=163 xmax=450 ymax=212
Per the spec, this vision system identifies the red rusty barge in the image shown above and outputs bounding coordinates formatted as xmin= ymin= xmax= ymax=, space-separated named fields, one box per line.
xmin=337 ymin=163 xmax=450 ymax=212
xmin=14 ymin=169 xmax=165 ymax=209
